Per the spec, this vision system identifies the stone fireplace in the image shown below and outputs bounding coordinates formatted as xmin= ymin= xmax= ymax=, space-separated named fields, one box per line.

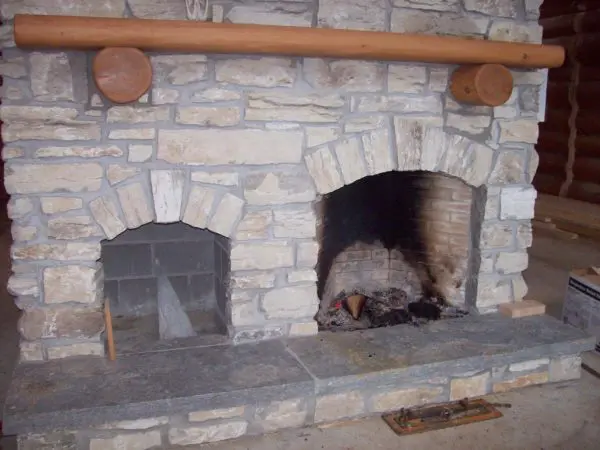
xmin=1 ymin=0 xmax=596 ymax=448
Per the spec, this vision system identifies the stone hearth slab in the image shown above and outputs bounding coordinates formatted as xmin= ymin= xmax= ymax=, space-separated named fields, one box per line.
xmin=286 ymin=314 xmax=595 ymax=394
xmin=3 ymin=315 xmax=595 ymax=436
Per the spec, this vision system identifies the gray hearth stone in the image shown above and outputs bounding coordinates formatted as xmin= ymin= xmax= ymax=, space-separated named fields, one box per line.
xmin=285 ymin=314 xmax=596 ymax=394
xmin=3 ymin=314 xmax=595 ymax=436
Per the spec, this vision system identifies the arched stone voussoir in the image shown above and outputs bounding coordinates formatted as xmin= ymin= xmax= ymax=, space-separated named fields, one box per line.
xmin=394 ymin=117 xmax=494 ymax=187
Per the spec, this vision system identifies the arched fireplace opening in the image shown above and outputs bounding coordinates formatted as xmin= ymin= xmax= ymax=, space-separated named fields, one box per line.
xmin=315 ymin=170 xmax=484 ymax=331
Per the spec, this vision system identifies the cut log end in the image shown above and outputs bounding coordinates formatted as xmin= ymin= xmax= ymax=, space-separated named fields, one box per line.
xmin=92 ymin=47 xmax=152 ymax=104
xmin=450 ymin=63 xmax=514 ymax=106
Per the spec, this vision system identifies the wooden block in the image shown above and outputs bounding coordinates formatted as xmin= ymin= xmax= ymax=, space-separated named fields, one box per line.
xmin=498 ymin=300 xmax=546 ymax=318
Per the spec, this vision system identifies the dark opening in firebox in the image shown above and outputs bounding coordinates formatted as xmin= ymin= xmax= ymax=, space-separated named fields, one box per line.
xmin=315 ymin=171 xmax=484 ymax=332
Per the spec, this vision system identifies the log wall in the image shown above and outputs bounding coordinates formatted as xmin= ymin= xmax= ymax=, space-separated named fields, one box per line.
xmin=537 ymin=0 xmax=600 ymax=204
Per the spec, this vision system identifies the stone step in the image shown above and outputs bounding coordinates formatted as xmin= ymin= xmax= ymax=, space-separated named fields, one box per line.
xmin=4 ymin=314 xmax=595 ymax=447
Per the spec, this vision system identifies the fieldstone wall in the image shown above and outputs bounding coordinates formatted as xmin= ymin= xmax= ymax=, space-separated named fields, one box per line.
xmin=1 ymin=0 xmax=543 ymax=361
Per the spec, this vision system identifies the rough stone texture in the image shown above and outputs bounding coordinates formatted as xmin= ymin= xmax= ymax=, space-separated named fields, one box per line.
xmin=108 ymin=128 xmax=155 ymax=140
xmin=1 ymin=0 xmax=126 ymax=19
xmin=314 ymin=391 xmax=365 ymax=423
xmin=89 ymin=196 xmax=126 ymax=240
xmin=549 ymin=355 xmax=582 ymax=382
xmin=151 ymin=55 xmax=207 ymax=85
xmin=48 ymin=216 xmax=102 ymax=240
xmin=255 ymin=398 xmax=307 ymax=431
xmin=463 ymin=0 xmax=517 ymax=17
xmin=261 ymin=285 xmax=319 ymax=319
xmin=489 ymin=21 xmax=543 ymax=43
xmin=128 ymin=0 xmax=187 ymax=19
xmin=304 ymin=59 xmax=384 ymax=91
xmin=176 ymin=107 xmax=240 ymax=126
xmin=493 ymin=372 xmax=549 ymax=393
xmin=90 ymin=430 xmax=161 ymax=450
xmin=13 ymin=243 xmax=100 ymax=262
xmin=108 ymin=106 xmax=169 ymax=124
xmin=393 ymin=0 xmax=460 ymax=12
xmin=244 ymin=171 xmax=315 ymax=205
xmin=498 ymin=120 xmax=539 ymax=144
xmin=450 ymin=373 xmax=490 ymax=400
xmin=189 ymin=406 xmax=246 ymax=423
xmin=317 ymin=0 xmax=387 ymax=31
xmin=46 ymin=342 xmax=104 ymax=359
xmin=226 ymin=2 xmax=312 ymax=27
xmin=334 ymin=137 xmax=367 ymax=184
xmin=151 ymin=170 xmax=184 ymax=223
xmin=246 ymin=92 xmax=344 ymax=123
xmin=158 ymin=129 xmax=303 ymax=165
xmin=5 ymin=164 xmax=102 ymax=194
xmin=191 ymin=172 xmax=239 ymax=186
xmin=500 ymin=186 xmax=536 ymax=220
xmin=30 ymin=52 xmax=75 ymax=101
xmin=231 ymin=243 xmax=294 ymax=271
xmin=391 ymin=9 xmax=489 ymax=36
xmin=304 ymin=147 xmax=344 ymax=194
xmin=169 ymin=422 xmax=248 ymax=446
xmin=216 ymin=58 xmax=296 ymax=87
xmin=43 ymin=264 xmax=101 ymax=304
xmin=182 ymin=185 xmax=216 ymax=229
xmin=117 ymin=183 xmax=153 ymax=229
xmin=370 ymin=387 xmax=445 ymax=412
xmin=388 ymin=65 xmax=427 ymax=93
xmin=209 ymin=193 xmax=245 ymax=237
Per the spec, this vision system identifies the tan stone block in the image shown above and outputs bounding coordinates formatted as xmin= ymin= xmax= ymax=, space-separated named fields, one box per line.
xmin=480 ymin=222 xmax=514 ymax=249
xmin=168 ymin=421 xmax=247 ymax=445
xmin=189 ymin=406 xmax=245 ymax=422
xmin=262 ymin=285 xmax=319 ymax=320
xmin=182 ymin=185 xmax=216 ymax=229
xmin=498 ymin=119 xmax=539 ymax=144
xmin=362 ymin=128 xmax=395 ymax=175
xmin=48 ymin=215 xmax=103 ymax=240
xmin=216 ymin=57 xmax=295 ymax=87
xmin=297 ymin=241 xmax=318 ymax=268
xmin=391 ymin=9 xmax=489 ymax=36
xmin=5 ymin=163 xmax=102 ymax=194
xmin=18 ymin=308 xmax=104 ymax=340
xmin=2 ymin=0 xmax=125 ymax=19
xmin=244 ymin=171 xmax=316 ymax=205
xmin=232 ymin=272 xmax=276 ymax=289
xmin=273 ymin=205 xmax=316 ymax=239
xmin=0 ymin=55 xmax=26 ymax=78
xmin=107 ymin=164 xmax=141 ymax=186
xmin=40 ymin=197 xmax=82 ymax=214
xmin=90 ymin=430 xmax=162 ymax=450
xmin=176 ymin=107 xmax=240 ymax=126
xmin=500 ymin=186 xmax=536 ymax=220
xmin=209 ymin=193 xmax=244 ymax=237
xmin=12 ymin=242 xmax=100 ymax=261
xmin=108 ymin=128 xmax=155 ymax=140
xmin=158 ymin=129 xmax=303 ymax=165
xmin=549 ymin=355 xmax=582 ymax=382
xmin=450 ymin=373 xmax=490 ymax=400
xmin=150 ymin=170 xmax=185 ymax=223
xmin=489 ymin=150 xmax=526 ymax=184
xmin=128 ymin=144 xmax=153 ymax=162
xmin=512 ymin=274 xmax=528 ymax=300
xmin=235 ymin=210 xmax=272 ymax=240
xmin=305 ymin=126 xmax=341 ymax=148
xmin=353 ymin=94 xmax=442 ymax=114
xmin=107 ymin=106 xmax=169 ymax=123
xmin=388 ymin=65 xmax=427 ymax=93
xmin=226 ymin=2 xmax=312 ymax=27
xmin=191 ymin=87 xmax=241 ymax=103
xmin=2 ymin=146 xmax=24 ymax=159
xmin=493 ymin=372 xmax=549 ymax=393
xmin=287 ymin=269 xmax=318 ymax=284
xmin=496 ymin=251 xmax=529 ymax=274
xmin=151 ymin=88 xmax=179 ymax=104
xmin=117 ymin=182 xmax=153 ymax=229
xmin=318 ymin=0 xmax=386 ymax=31
xmin=255 ymin=398 xmax=307 ymax=431
xmin=191 ymin=171 xmax=239 ymax=186
xmin=333 ymin=137 xmax=367 ymax=185
xmin=304 ymin=59 xmax=383 ymax=91
xmin=4 ymin=122 xmax=101 ymax=142
xmin=11 ymin=225 xmax=38 ymax=242
xmin=446 ymin=113 xmax=491 ymax=135
xmin=498 ymin=299 xmax=545 ymax=318
xmin=489 ymin=21 xmax=542 ymax=43
xmin=151 ymin=54 xmax=208 ymax=84
xmin=246 ymin=92 xmax=344 ymax=123
xmin=7 ymin=197 xmax=33 ymax=219
xmin=463 ymin=0 xmax=516 ymax=17
xmin=371 ymin=387 xmax=445 ymax=412
xmin=44 ymin=264 xmax=102 ymax=304
xmin=90 ymin=196 xmax=126 ymax=240
xmin=429 ymin=67 xmax=449 ymax=92
xmin=314 ymin=391 xmax=365 ymax=423
xmin=288 ymin=321 xmax=318 ymax=336
xmin=509 ymin=358 xmax=549 ymax=372
xmin=7 ymin=275 xmax=39 ymax=297
xmin=476 ymin=276 xmax=512 ymax=308
xmin=34 ymin=145 xmax=123 ymax=158
xmin=305 ymin=146 xmax=344 ymax=195
xmin=231 ymin=242 xmax=293 ymax=271
xmin=345 ymin=115 xmax=388 ymax=133
xmin=47 ymin=342 xmax=104 ymax=359
xmin=98 ymin=416 xmax=169 ymax=430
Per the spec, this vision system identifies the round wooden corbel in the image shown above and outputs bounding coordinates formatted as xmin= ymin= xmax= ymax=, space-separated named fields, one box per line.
xmin=92 ymin=47 xmax=152 ymax=104
xmin=450 ymin=63 xmax=514 ymax=107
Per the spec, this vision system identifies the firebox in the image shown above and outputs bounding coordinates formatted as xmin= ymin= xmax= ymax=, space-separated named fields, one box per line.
xmin=315 ymin=170 xmax=484 ymax=331
xmin=102 ymin=222 xmax=230 ymax=352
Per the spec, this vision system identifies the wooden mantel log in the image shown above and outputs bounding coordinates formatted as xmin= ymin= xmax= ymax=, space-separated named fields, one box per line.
xmin=14 ymin=14 xmax=565 ymax=69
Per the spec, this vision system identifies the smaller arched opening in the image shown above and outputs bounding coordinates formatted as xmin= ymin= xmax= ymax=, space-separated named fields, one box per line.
xmin=315 ymin=170 xmax=485 ymax=331
xmin=102 ymin=222 xmax=230 ymax=353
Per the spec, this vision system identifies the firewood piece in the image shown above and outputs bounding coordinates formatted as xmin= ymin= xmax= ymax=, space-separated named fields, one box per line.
xmin=343 ymin=294 xmax=367 ymax=320
xmin=450 ymin=64 xmax=513 ymax=106
xmin=498 ymin=300 xmax=546 ymax=318
xmin=14 ymin=14 xmax=565 ymax=68
xmin=92 ymin=47 xmax=152 ymax=104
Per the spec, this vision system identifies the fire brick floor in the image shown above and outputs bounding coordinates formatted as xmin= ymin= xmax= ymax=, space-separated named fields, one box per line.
xmin=1 ymin=231 xmax=600 ymax=449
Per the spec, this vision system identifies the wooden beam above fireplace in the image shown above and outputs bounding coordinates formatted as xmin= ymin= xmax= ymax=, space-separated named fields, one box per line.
xmin=14 ymin=14 xmax=564 ymax=69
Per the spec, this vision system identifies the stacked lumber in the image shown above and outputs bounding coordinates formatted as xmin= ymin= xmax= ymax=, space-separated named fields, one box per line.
xmin=534 ymin=193 xmax=600 ymax=240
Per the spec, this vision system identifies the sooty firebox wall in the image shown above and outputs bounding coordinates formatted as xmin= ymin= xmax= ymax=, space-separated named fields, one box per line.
xmin=315 ymin=171 xmax=472 ymax=331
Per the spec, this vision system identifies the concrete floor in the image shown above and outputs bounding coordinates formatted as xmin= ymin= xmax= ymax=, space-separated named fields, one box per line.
xmin=0 ymin=230 xmax=599 ymax=449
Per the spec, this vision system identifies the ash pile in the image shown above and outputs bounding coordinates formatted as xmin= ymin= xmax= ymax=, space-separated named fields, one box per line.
xmin=317 ymin=288 xmax=468 ymax=332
